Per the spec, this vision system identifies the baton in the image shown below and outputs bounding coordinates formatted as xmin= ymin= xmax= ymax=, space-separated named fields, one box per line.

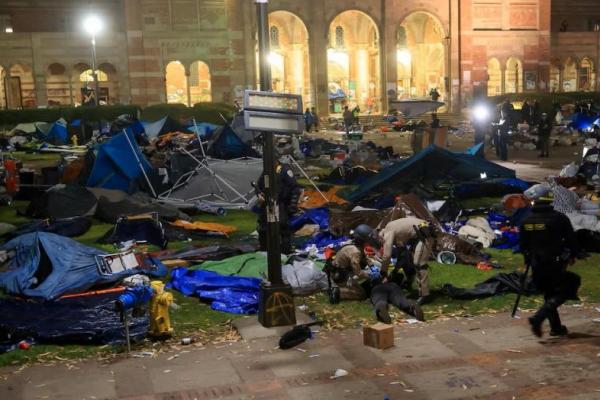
xmin=511 ymin=263 xmax=531 ymax=318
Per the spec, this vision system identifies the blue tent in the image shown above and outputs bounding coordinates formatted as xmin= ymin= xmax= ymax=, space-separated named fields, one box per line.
xmin=86 ymin=130 xmax=152 ymax=192
xmin=346 ymin=145 xmax=516 ymax=202
xmin=142 ymin=116 xmax=191 ymax=139
xmin=187 ymin=122 xmax=220 ymax=139
xmin=208 ymin=125 xmax=259 ymax=159
xmin=35 ymin=119 xmax=68 ymax=145
xmin=0 ymin=232 xmax=139 ymax=300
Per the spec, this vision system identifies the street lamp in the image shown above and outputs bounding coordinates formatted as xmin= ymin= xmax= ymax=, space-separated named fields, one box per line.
xmin=83 ymin=15 xmax=103 ymax=105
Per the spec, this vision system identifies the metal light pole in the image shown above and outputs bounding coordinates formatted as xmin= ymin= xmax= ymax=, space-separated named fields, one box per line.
xmin=83 ymin=15 xmax=103 ymax=106
xmin=255 ymin=0 xmax=296 ymax=327
xmin=91 ymin=34 xmax=100 ymax=105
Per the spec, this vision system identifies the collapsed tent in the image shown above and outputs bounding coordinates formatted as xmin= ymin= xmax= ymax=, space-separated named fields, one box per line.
xmin=442 ymin=271 xmax=537 ymax=300
xmin=0 ymin=233 xmax=144 ymax=300
xmin=388 ymin=100 xmax=444 ymax=118
xmin=347 ymin=145 xmax=516 ymax=202
xmin=208 ymin=125 xmax=260 ymax=160
xmin=7 ymin=217 xmax=92 ymax=239
xmin=161 ymin=157 xmax=262 ymax=208
xmin=0 ymin=291 xmax=148 ymax=348
xmin=35 ymin=119 xmax=68 ymax=145
xmin=87 ymin=130 xmax=153 ymax=193
xmin=142 ymin=116 xmax=191 ymax=139
xmin=25 ymin=185 xmax=98 ymax=219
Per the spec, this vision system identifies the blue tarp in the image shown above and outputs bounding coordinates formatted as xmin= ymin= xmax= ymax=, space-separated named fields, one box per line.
xmin=329 ymin=88 xmax=346 ymax=100
xmin=290 ymin=207 xmax=329 ymax=231
xmin=188 ymin=122 xmax=220 ymax=138
xmin=346 ymin=145 xmax=516 ymax=202
xmin=570 ymin=112 xmax=597 ymax=131
xmin=168 ymin=268 xmax=261 ymax=314
xmin=86 ymin=130 xmax=152 ymax=192
xmin=301 ymin=232 xmax=349 ymax=251
xmin=0 ymin=233 xmax=139 ymax=300
xmin=0 ymin=291 xmax=148 ymax=348
xmin=35 ymin=119 xmax=68 ymax=145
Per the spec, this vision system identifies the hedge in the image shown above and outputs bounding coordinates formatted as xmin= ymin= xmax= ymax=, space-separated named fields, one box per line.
xmin=140 ymin=102 xmax=236 ymax=124
xmin=0 ymin=105 xmax=141 ymax=127
xmin=0 ymin=102 xmax=237 ymax=129
xmin=486 ymin=92 xmax=600 ymax=112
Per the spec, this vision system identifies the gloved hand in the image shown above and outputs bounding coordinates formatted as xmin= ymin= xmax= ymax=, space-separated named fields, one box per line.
xmin=367 ymin=265 xmax=381 ymax=281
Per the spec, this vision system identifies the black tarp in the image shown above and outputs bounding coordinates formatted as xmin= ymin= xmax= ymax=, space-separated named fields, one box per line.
xmin=95 ymin=193 xmax=189 ymax=223
xmin=442 ymin=271 xmax=538 ymax=300
xmin=0 ymin=291 xmax=148 ymax=351
xmin=98 ymin=216 xmax=168 ymax=248
xmin=6 ymin=217 xmax=92 ymax=239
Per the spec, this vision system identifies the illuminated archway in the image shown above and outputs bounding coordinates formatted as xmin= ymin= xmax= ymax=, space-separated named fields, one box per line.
xmin=267 ymin=11 xmax=311 ymax=106
xmin=563 ymin=58 xmax=577 ymax=92
xmin=549 ymin=62 xmax=560 ymax=92
xmin=46 ymin=63 xmax=69 ymax=106
xmin=97 ymin=63 xmax=119 ymax=105
xmin=579 ymin=58 xmax=594 ymax=91
xmin=189 ymin=60 xmax=212 ymax=104
xmin=505 ymin=58 xmax=523 ymax=94
xmin=8 ymin=64 xmax=35 ymax=108
xmin=0 ymin=66 xmax=6 ymax=109
xmin=327 ymin=10 xmax=381 ymax=113
xmin=398 ymin=12 xmax=446 ymax=100
xmin=487 ymin=58 xmax=502 ymax=96
xmin=165 ymin=61 xmax=188 ymax=105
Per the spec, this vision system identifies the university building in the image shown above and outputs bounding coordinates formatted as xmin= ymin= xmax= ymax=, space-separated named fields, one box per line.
xmin=0 ymin=0 xmax=599 ymax=115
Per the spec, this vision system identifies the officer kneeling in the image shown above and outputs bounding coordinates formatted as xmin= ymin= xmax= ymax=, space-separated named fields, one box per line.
xmin=519 ymin=200 xmax=580 ymax=337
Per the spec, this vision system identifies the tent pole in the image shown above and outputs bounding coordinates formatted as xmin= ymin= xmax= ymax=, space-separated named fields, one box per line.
xmin=192 ymin=118 xmax=208 ymax=159
xmin=285 ymin=155 xmax=329 ymax=203
xmin=122 ymin=129 xmax=158 ymax=198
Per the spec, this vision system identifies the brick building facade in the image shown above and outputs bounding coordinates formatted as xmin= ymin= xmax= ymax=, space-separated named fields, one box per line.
xmin=0 ymin=0 xmax=597 ymax=115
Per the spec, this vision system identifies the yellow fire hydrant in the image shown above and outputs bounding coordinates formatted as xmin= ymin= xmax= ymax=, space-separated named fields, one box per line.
xmin=71 ymin=134 xmax=78 ymax=146
xmin=149 ymin=281 xmax=174 ymax=338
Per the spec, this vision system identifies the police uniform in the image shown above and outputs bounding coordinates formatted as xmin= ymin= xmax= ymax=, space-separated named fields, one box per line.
xmin=330 ymin=244 xmax=368 ymax=300
xmin=519 ymin=202 xmax=580 ymax=337
xmin=380 ymin=217 xmax=434 ymax=299
xmin=256 ymin=163 xmax=302 ymax=254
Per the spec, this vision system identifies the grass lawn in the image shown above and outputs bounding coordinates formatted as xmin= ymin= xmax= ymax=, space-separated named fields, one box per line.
xmin=2 ymin=197 xmax=600 ymax=367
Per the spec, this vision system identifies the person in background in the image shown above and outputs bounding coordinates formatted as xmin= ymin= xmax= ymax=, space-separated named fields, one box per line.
xmin=304 ymin=108 xmax=314 ymax=133
xmin=521 ymin=100 xmax=531 ymax=125
xmin=352 ymin=105 xmax=361 ymax=125
xmin=537 ymin=112 xmax=553 ymax=158
xmin=343 ymin=105 xmax=353 ymax=136
xmin=431 ymin=113 xmax=441 ymax=129
xmin=532 ymin=100 xmax=541 ymax=125
xmin=430 ymin=88 xmax=440 ymax=102
xmin=493 ymin=110 xmax=510 ymax=161
xmin=311 ymin=107 xmax=319 ymax=132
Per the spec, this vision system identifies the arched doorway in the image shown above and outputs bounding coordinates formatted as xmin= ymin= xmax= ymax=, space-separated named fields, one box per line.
xmin=46 ymin=63 xmax=70 ymax=106
xmin=0 ymin=66 xmax=6 ymax=109
xmin=78 ymin=66 xmax=108 ymax=105
xmin=267 ymin=11 xmax=312 ymax=106
xmin=98 ymin=63 xmax=119 ymax=104
xmin=165 ymin=61 xmax=188 ymax=105
xmin=398 ymin=12 xmax=446 ymax=100
xmin=563 ymin=58 xmax=577 ymax=92
xmin=579 ymin=58 xmax=594 ymax=91
xmin=549 ymin=63 xmax=560 ymax=92
xmin=505 ymin=58 xmax=523 ymax=93
xmin=9 ymin=64 xmax=35 ymax=108
xmin=327 ymin=10 xmax=380 ymax=113
xmin=487 ymin=58 xmax=502 ymax=96
xmin=189 ymin=60 xmax=212 ymax=104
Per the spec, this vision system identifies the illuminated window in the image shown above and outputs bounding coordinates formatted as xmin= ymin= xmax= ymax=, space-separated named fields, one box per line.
xmin=270 ymin=26 xmax=280 ymax=48
xmin=335 ymin=26 xmax=344 ymax=48
xmin=79 ymin=69 xmax=108 ymax=82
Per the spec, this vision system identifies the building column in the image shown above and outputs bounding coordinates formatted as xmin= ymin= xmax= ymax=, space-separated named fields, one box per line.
xmin=186 ymin=71 xmax=191 ymax=107
xmin=289 ymin=43 xmax=305 ymax=98
xmin=5 ymin=68 xmax=14 ymax=109
xmin=354 ymin=43 xmax=369 ymax=109
xmin=558 ymin=67 xmax=564 ymax=92
xmin=308 ymin=13 xmax=329 ymax=115
xmin=501 ymin=67 xmax=506 ymax=94
xmin=450 ymin=0 xmax=461 ymax=112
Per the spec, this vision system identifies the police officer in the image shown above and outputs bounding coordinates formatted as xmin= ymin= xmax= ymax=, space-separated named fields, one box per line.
xmin=493 ymin=110 xmax=510 ymax=161
xmin=256 ymin=160 xmax=302 ymax=254
xmin=327 ymin=225 xmax=380 ymax=301
xmin=519 ymin=200 xmax=580 ymax=337
xmin=537 ymin=112 xmax=552 ymax=158
xmin=380 ymin=217 xmax=437 ymax=305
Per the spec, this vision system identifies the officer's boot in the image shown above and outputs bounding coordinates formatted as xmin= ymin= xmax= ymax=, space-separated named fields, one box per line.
xmin=529 ymin=297 xmax=559 ymax=338
xmin=546 ymin=298 xmax=568 ymax=336
xmin=407 ymin=301 xmax=425 ymax=322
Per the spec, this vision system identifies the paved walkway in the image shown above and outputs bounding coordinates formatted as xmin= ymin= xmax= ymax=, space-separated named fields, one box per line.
xmin=2 ymin=305 xmax=600 ymax=400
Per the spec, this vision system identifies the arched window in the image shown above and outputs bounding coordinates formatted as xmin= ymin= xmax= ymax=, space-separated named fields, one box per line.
xmin=189 ymin=60 xmax=212 ymax=104
xmin=79 ymin=69 xmax=108 ymax=82
xmin=335 ymin=25 xmax=344 ymax=48
xmin=270 ymin=26 xmax=280 ymax=48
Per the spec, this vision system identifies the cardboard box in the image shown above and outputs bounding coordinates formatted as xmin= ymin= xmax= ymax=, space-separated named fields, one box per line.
xmin=363 ymin=323 xmax=394 ymax=349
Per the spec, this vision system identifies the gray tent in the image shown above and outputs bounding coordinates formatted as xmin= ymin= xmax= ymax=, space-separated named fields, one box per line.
xmin=160 ymin=157 xmax=262 ymax=209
